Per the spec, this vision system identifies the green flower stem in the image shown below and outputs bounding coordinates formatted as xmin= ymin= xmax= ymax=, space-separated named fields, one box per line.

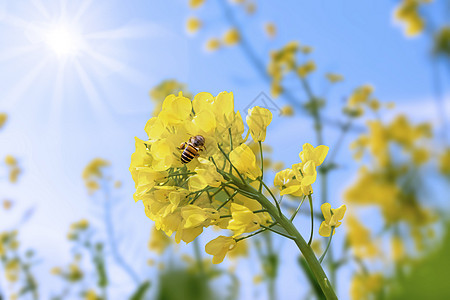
xmin=260 ymin=224 xmax=295 ymax=240
xmin=217 ymin=143 xmax=246 ymax=183
xmin=290 ymin=195 xmax=307 ymax=221
xmin=307 ymin=194 xmax=314 ymax=246
xmin=260 ymin=180 xmax=282 ymax=217
xmin=235 ymin=222 xmax=278 ymax=242
xmin=236 ymin=182 xmax=337 ymax=299
xmin=259 ymin=141 xmax=264 ymax=193
xmin=319 ymin=228 xmax=334 ymax=263
xmin=217 ymin=190 xmax=238 ymax=210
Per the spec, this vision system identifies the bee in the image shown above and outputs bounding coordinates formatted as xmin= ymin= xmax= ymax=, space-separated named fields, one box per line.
xmin=179 ymin=135 xmax=206 ymax=164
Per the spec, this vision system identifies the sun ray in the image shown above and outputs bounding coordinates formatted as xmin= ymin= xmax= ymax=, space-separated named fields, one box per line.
xmin=0 ymin=45 xmax=41 ymax=62
xmin=73 ymin=60 xmax=114 ymax=124
xmin=2 ymin=57 xmax=51 ymax=110
xmin=30 ymin=0 xmax=51 ymax=20
xmin=85 ymin=49 xmax=151 ymax=86
xmin=85 ymin=22 xmax=165 ymax=40
xmin=73 ymin=0 xmax=93 ymax=22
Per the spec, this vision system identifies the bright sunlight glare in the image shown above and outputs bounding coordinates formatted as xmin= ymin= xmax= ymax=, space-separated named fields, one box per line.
xmin=44 ymin=25 xmax=83 ymax=57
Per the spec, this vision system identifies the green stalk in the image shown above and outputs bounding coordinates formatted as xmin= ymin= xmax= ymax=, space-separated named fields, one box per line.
xmin=307 ymin=194 xmax=314 ymax=246
xmin=235 ymin=182 xmax=337 ymax=299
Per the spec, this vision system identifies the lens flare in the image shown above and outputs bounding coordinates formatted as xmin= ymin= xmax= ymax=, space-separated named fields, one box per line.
xmin=43 ymin=25 xmax=83 ymax=57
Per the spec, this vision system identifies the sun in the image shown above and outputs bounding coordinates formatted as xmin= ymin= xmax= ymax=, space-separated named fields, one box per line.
xmin=43 ymin=24 xmax=84 ymax=57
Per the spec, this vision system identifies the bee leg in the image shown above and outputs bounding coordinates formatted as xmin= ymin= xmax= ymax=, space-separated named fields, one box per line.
xmin=179 ymin=142 xmax=186 ymax=150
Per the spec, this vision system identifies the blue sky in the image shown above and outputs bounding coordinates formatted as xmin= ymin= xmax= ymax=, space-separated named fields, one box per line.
xmin=0 ymin=0 xmax=448 ymax=299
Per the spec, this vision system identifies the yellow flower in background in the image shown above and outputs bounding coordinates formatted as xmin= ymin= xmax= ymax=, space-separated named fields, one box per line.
xmin=297 ymin=60 xmax=316 ymax=78
xmin=5 ymin=259 xmax=20 ymax=282
xmin=246 ymin=106 xmax=273 ymax=142
xmin=280 ymin=105 xmax=294 ymax=116
xmin=189 ymin=0 xmax=205 ymax=9
xmin=205 ymin=236 xmax=237 ymax=264
xmin=148 ymin=225 xmax=172 ymax=254
xmin=223 ymin=28 xmax=240 ymax=46
xmin=350 ymin=273 xmax=383 ymax=300
xmin=391 ymin=236 xmax=405 ymax=261
xmin=299 ymin=45 xmax=313 ymax=54
xmin=230 ymin=144 xmax=262 ymax=180
xmin=82 ymin=158 xmax=110 ymax=194
xmin=246 ymin=2 xmax=256 ymax=14
xmin=264 ymin=22 xmax=276 ymax=38
xmin=394 ymin=0 xmax=429 ymax=37
xmin=0 ymin=113 xmax=7 ymax=129
xmin=5 ymin=155 xmax=17 ymax=166
xmin=346 ymin=216 xmax=378 ymax=259
xmin=439 ymin=148 xmax=450 ymax=176
xmin=186 ymin=17 xmax=202 ymax=34
xmin=319 ymin=203 xmax=346 ymax=237
xmin=227 ymin=203 xmax=260 ymax=236
xmin=326 ymin=73 xmax=344 ymax=83
xmin=84 ymin=290 xmax=98 ymax=300
xmin=205 ymin=38 xmax=221 ymax=51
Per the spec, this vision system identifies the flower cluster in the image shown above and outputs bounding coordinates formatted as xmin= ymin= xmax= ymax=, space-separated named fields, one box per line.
xmin=131 ymin=91 xmax=278 ymax=263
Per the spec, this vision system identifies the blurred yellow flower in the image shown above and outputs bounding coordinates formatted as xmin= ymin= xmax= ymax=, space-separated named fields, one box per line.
xmin=205 ymin=38 xmax=221 ymax=52
xmin=297 ymin=60 xmax=316 ymax=78
xmin=0 ymin=113 xmax=7 ymax=129
xmin=205 ymin=236 xmax=236 ymax=264
xmin=346 ymin=216 xmax=378 ymax=259
xmin=223 ymin=28 xmax=240 ymax=46
xmin=246 ymin=3 xmax=256 ymax=14
xmin=84 ymin=290 xmax=98 ymax=300
xmin=148 ymin=225 xmax=172 ymax=254
xmin=280 ymin=105 xmax=294 ymax=116
xmin=350 ymin=273 xmax=383 ymax=300
xmin=394 ymin=0 xmax=429 ymax=37
xmin=82 ymin=158 xmax=110 ymax=194
xmin=439 ymin=148 xmax=450 ymax=176
xmin=264 ymin=22 xmax=276 ymax=38
xmin=326 ymin=73 xmax=344 ymax=83
xmin=186 ymin=17 xmax=202 ymax=34
xmin=319 ymin=203 xmax=346 ymax=237
xmin=5 ymin=259 xmax=20 ymax=282
xmin=189 ymin=0 xmax=205 ymax=9
xmin=246 ymin=106 xmax=273 ymax=142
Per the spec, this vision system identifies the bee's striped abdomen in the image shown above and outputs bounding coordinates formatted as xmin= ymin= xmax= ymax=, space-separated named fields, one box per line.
xmin=181 ymin=144 xmax=198 ymax=164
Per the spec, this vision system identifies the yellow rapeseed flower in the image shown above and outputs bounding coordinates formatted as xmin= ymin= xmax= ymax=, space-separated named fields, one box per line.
xmin=246 ymin=106 xmax=273 ymax=142
xmin=230 ymin=144 xmax=262 ymax=180
xmin=319 ymin=203 xmax=346 ymax=237
xmin=227 ymin=203 xmax=260 ymax=236
xmin=205 ymin=236 xmax=237 ymax=264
